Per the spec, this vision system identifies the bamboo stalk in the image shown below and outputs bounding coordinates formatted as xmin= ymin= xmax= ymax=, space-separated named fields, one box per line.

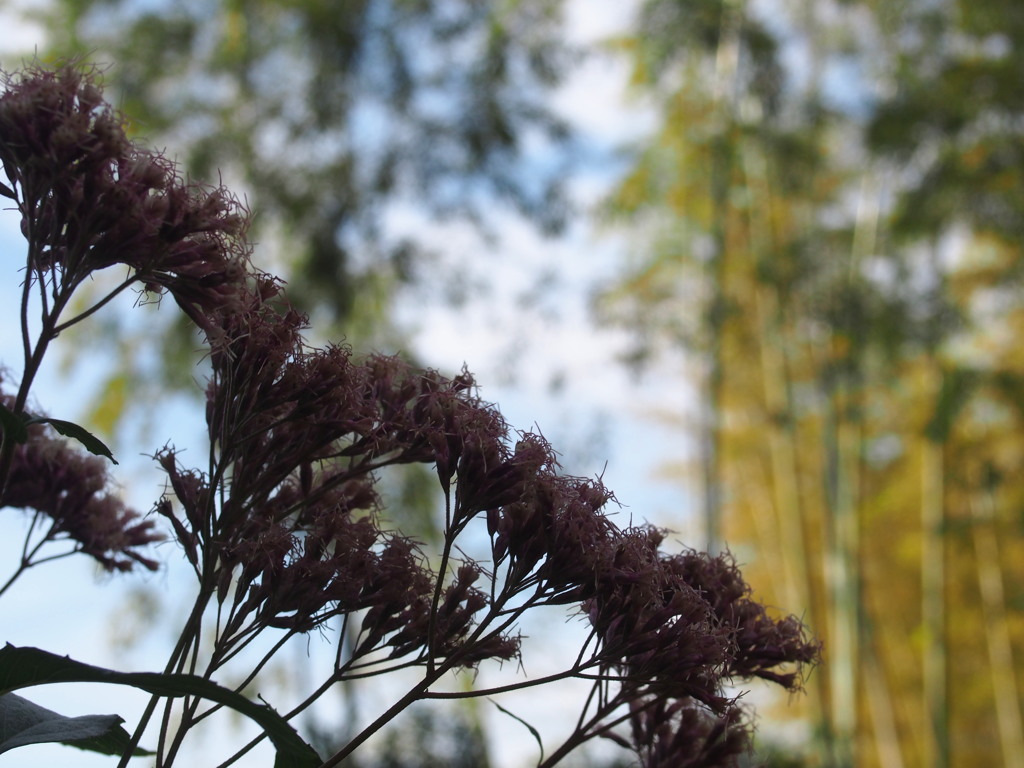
xmin=741 ymin=122 xmax=809 ymax=619
xmin=826 ymin=392 xmax=860 ymax=768
xmin=920 ymin=432 xmax=948 ymax=768
xmin=971 ymin=487 xmax=1024 ymax=768
xmin=864 ymin=564 xmax=920 ymax=767
xmin=864 ymin=629 xmax=906 ymax=768
xmin=700 ymin=0 xmax=742 ymax=556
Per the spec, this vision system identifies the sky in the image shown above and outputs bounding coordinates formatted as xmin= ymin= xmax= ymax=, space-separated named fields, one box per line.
xmin=0 ymin=3 xmax=760 ymax=766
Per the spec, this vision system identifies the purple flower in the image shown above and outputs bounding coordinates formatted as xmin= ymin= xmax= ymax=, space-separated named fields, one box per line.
xmin=0 ymin=390 xmax=160 ymax=571
xmin=629 ymin=700 xmax=749 ymax=768
xmin=0 ymin=62 xmax=252 ymax=332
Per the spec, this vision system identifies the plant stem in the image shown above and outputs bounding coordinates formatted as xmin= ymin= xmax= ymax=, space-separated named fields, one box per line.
xmin=537 ymin=698 xmax=623 ymax=768
xmin=317 ymin=676 xmax=436 ymax=768
xmin=116 ymin=585 xmax=217 ymax=768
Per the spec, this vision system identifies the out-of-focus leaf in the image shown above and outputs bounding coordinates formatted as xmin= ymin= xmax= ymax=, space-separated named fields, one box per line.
xmin=86 ymin=372 xmax=127 ymax=438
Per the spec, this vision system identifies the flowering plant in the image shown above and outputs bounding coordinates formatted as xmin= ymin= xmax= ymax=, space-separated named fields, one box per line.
xmin=0 ymin=62 xmax=818 ymax=767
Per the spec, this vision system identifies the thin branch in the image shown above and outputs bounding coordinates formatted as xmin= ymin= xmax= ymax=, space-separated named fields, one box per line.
xmin=52 ymin=273 xmax=138 ymax=333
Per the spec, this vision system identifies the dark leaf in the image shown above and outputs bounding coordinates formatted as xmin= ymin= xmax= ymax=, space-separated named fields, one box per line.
xmin=0 ymin=692 xmax=153 ymax=756
xmin=0 ymin=403 xmax=29 ymax=445
xmin=0 ymin=645 xmax=321 ymax=768
xmin=27 ymin=418 xmax=118 ymax=464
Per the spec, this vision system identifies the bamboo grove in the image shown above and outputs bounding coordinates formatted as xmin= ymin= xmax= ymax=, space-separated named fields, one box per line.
xmin=598 ymin=0 xmax=1024 ymax=766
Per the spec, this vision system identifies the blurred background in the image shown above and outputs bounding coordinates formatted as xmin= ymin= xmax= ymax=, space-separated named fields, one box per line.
xmin=2 ymin=0 xmax=1023 ymax=766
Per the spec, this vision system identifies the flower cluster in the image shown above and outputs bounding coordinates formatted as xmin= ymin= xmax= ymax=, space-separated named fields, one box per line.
xmin=0 ymin=60 xmax=248 ymax=576
xmin=629 ymin=702 xmax=749 ymax=768
xmin=0 ymin=62 xmax=820 ymax=768
xmin=140 ymin=190 xmax=816 ymax=762
xmin=0 ymin=62 xmax=250 ymax=331
xmin=485 ymin=482 xmax=819 ymax=766
xmin=156 ymin=293 xmax=527 ymax=669
xmin=0 ymin=384 xmax=160 ymax=572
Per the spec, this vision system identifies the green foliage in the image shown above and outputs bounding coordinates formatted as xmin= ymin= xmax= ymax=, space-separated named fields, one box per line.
xmin=600 ymin=0 xmax=1024 ymax=765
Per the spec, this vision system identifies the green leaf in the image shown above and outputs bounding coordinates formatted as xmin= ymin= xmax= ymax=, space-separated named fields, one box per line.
xmin=0 ymin=692 xmax=153 ymax=756
xmin=0 ymin=645 xmax=321 ymax=768
xmin=26 ymin=417 xmax=118 ymax=464
xmin=0 ymin=403 xmax=29 ymax=445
